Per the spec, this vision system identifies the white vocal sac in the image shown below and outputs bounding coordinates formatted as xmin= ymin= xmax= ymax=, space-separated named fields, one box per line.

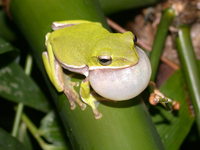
xmin=89 ymin=46 xmax=152 ymax=101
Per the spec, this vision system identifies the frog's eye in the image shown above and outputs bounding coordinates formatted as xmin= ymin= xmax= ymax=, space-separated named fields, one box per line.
xmin=134 ymin=35 xmax=137 ymax=43
xmin=98 ymin=56 xmax=112 ymax=66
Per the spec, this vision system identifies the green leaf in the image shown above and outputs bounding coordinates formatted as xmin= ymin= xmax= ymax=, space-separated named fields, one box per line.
xmin=0 ymin=62 xmax=50 ymax=112
xmin=152 ymin=70 xmax=194 ymax=150
xmin=0 ymin=37 xmax=16 ymax=55
xmin=0 ymin=128 xmax=26 ymax=150
xmin=39 ymin=111 xmax=70 ymax=150
xmin=0 ymin=37 xmax=19 ymax=67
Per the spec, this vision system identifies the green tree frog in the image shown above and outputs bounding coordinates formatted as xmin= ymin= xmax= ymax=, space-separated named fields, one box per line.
xmin=42 ymin=20 xmax=151 ymax=119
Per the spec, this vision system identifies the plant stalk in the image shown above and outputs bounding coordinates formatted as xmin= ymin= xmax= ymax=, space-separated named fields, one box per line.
xmin=11 ymin=55 xmax=33 ymax=137
xmin=176 ymin=25 xmax=200 ymax=133
xmin=150 ymin=8 xmax=176 ymax=81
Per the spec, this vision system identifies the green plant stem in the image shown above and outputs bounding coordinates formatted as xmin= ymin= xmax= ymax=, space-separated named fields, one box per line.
xmin=148 ymin=8 xmax=178 ymax=112
xmin=176 ymin=25 xmax=200 ymax=133
xmin=150 ymin=8 xmax=176 ymax=81
xmin=11 ymin=103 xmax=24 ymax=137
xmin=11 ymin=55 xmax=33 ymax=137
xmin=24 ymin=55 xmax=33 ymax=75
xmin=21 ymin=114 xmax=46 ymax=149
xmin=18 ymin=122 xmax=27 ymax=142
xmin=21 ymin=113 xmax=68 ymax=150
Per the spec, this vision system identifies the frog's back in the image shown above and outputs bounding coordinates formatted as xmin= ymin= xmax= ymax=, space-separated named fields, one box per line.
xmin=48 ymin=23 xmax=109 ymax=68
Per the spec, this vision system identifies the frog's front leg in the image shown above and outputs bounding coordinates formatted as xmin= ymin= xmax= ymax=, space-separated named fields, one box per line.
xmin=62 ymin=74 xmax=86 ymax=110
xmin=42 ymin=39 xmax=86 ymax=110
xmin=80 ymin=78 xmax=102 ymax=119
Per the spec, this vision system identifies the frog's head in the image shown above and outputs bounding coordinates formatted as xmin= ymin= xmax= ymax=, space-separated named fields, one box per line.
xmin=89 ymin=31 xmax=139 ymax=70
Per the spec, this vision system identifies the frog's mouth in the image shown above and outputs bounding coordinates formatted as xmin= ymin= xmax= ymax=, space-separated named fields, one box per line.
xmin=88 ymin=47 xmax=152 ymax=101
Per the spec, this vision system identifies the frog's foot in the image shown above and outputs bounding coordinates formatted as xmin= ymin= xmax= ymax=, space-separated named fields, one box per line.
xmin=81 ymin=94 xmax=102 ymax=119
xmin=64 ymin=88 xmax=86 ymax=110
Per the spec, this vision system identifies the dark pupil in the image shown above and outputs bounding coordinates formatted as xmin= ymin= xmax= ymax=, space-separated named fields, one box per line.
xmin=100 ymin=59 xmax=110 ymax=63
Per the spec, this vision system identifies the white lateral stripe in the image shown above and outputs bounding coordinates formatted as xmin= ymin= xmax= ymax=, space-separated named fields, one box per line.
xmin=59 ymin=61 xmax=138 ymax=72
xmin=61 ymin=62 xmax=134 ymax=70
xmin=60 ymin=62 xmax=86 ymax=69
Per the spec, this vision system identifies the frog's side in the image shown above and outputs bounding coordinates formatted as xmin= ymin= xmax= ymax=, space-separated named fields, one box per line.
xmin=42 ymin=20 xmax=139 ymax=119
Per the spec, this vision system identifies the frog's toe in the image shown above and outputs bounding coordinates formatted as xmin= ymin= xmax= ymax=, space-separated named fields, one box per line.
xmin=94 ymin=112 xmax=102 ymax=119
xmin=93 ymin=109 xmax=102 ymax=119
xmin=74 ymin=96 xmax=87 ymax=110
xmin=69 ymin=100 xmax=76 ymax=110
xmin=63 ymin=88 xmax=87 ymax=110
xmin=80 ymin=103 xmax=87 ymax=110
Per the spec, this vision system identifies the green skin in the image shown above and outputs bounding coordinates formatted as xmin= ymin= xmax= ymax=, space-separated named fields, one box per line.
xmin=42 ymin=20 xmax=139 ymax=119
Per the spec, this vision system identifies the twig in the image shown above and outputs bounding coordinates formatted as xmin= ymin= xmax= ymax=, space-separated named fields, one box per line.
xmin=161 ymin=56 xmax=179 ymax=70
xmin=106 ymin=18 xmax=126 ymax=33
